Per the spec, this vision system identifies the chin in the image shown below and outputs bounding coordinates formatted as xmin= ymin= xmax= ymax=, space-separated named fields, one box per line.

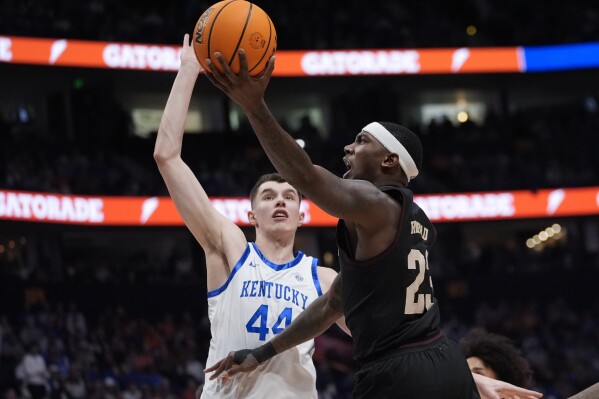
xmin=268 ymin=221 xmax=296 ymax=231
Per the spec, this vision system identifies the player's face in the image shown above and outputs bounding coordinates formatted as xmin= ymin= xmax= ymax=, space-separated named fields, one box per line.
xmin=467 ymin=356 xmax=498 ymax=380
xmin=249 ymin=181 xmax=303 ymax=232
xmin=342 ymin=131 xmax=388 ymax=180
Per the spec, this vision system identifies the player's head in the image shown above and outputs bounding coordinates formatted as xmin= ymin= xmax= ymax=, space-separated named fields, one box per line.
xmin=248 ymin=173 xmax=304 ymax=235
xmin=460 ymin=328 xmax=533 ymax=388
xmin=343 ymin=122 xmax=422 ymax=186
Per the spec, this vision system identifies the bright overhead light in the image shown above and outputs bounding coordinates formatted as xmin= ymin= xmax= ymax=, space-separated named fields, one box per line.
xmin=527 ymin=223 xmax=566 ymax=250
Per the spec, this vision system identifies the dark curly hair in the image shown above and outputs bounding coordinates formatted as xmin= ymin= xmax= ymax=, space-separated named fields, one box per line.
xmin=460 ymin=328 xmax=533 ymax=388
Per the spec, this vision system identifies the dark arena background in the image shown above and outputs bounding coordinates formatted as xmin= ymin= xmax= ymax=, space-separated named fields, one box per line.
xmin=1 ymin=1 xmax=599 ymax=398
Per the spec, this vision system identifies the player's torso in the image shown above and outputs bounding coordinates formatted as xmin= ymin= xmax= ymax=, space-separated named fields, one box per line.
xmin=338 ymin=186 xmax=440 ymax=363
xmin=202 ymin=242 xmax=322 ymax=399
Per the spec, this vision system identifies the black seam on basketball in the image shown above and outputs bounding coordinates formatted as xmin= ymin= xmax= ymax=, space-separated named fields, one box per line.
xmin=248 ymin=13 xmax=273 ymax=73
xmin=229 ymin=2 xmax=252 ymax=66
xmin=207 ymin=0 xmax=238 ymax=63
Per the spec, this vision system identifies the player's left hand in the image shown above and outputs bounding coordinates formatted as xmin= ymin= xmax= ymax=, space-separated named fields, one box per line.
xmin=180 ymin=34 xmax=202 ymax=73
xmin=473 ymin=373 xmax=543 ymax=399
xmin=203 ymin=49 xmax=275 ymax=111
xmin=204 ymin=349 xmax=260 ymax=383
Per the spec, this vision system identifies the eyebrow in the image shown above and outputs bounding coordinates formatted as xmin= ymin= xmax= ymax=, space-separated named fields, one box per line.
xmin=260 ymin=188 xmax=297 ymax=196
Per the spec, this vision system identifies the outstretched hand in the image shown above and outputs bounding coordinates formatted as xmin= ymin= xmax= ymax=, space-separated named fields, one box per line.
xmin=204 ymin=349 xmax=261 ymax=383
xmin=180 ymin=34 xmax=202 ymax=73
xmin=203 ymin=49 xmax=275 ymax=110
xmin=473 ymin=373 xmax=543 ymax=399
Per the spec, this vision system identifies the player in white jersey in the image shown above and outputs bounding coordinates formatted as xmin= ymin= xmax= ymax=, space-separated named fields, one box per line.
xmin=204 ymin=242 xmax=322 ymax=398
xmin=154 ymin=35 xmax=345 ymax=399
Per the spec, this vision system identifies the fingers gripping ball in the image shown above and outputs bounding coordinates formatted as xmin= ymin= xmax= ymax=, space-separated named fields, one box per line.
xmin=193 ymin=0 xmax=277 ymax=76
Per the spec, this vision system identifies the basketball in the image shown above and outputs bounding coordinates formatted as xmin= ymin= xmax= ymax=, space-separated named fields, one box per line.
xmin=193 ymin=0 xmax=277 ymax=76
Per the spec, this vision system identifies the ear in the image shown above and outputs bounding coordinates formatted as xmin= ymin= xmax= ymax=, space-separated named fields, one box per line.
xmin=382 ymin=153 xmax=399 ymax=169
xmin=248 ymin=210 xmax=258 ymax=226
xmin=298 ymin=211 xmax=305 ymax=227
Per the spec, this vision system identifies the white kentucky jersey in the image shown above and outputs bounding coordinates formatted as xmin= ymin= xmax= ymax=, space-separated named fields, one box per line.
xmin=202 ymin=242 xmax=324 ymax=399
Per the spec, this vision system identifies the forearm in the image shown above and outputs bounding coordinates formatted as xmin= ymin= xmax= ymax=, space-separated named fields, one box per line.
xmin=266 ymin=272 xmax=344 ymax=356
xmin=244 ymin=100 xmax=315 ymax=188
xmin=154 ymin=64 xmax=200 ymax=161
xmin=268 ymin=292 xmax=342 ymax=355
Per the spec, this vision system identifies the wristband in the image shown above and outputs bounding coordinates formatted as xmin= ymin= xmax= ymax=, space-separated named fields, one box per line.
xmin=250 ymin=341 xmax=277 ymax=364
xmin=233 ymin=349 xmax=252 ymax=364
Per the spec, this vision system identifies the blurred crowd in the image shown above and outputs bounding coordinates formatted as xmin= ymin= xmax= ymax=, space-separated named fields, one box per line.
xmin=413 ymin=102 xmax=599 ymax=194
xmin=1 ymin=0 xmax=598 ymax=48
xmin=0 ymin=304 xmax=208 ymax=399
xmin=2 ymin=101 xmax=598 ymax=198
xmin=2 ymin=1 xmax=599 ymax=398
xmin=1 ymin=220 xmax=598 ymax=287
xmin=0 ymin=296 xmax=597 ymax=399
xmin=442 ymin=297 xmax=599 ymax=399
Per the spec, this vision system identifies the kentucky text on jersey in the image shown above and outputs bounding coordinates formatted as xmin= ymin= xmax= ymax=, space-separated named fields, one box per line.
xmin=240 ymin=280 xmax=310 ymax=310
xmin=411 ymin=220 xmax=429 ymax=240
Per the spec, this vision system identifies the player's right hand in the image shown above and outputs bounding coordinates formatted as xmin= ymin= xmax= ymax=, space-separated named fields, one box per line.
xmin=204 ymin=349 xmax=260 ymax=383
xmin=203 ymin=49 xmax=274 ymax=111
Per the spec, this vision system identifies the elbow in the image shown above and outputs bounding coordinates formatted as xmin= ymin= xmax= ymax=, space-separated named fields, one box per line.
xmin=153 ymin=150 xmax=179 ymax=169
xmin=154 ymin=124 xmax=180 ymax=165
xmin=153 ymin=141 xmax=177 ymax=165
xmin=153 ymin=150 xmax=169 ymax=166
xmin=324 ymin=300 xmax=343 ymax=324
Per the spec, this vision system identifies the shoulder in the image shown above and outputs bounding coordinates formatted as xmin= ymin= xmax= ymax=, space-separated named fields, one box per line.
xmin=316 ymin=266 xmax=338 ymax=293
xmin=380 ymin=185 xmax=412 ymax=205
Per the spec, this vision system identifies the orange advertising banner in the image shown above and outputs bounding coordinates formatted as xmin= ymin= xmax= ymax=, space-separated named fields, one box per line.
xmin=0 ymin=36 xmax=524 ymax=75
xmin=0 ymin=187 xmax=597 ymax=227
xmin=414 ymin=187 xmax=599 ymax=222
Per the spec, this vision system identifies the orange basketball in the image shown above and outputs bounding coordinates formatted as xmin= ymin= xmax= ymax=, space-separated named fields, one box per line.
xmin=193 ymin=0 xmax=277 ymax=77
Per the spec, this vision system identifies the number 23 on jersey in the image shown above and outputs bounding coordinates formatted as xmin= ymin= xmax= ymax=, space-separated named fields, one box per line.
xmin=405 ymin=249 xmax=434 ymax=315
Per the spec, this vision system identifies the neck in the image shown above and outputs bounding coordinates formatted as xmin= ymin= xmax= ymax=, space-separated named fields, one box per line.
xmin=373 ymin=178 xmax=406 ymax=188
xmin=254 ymin=233 xmax=296 ymax=264
xmin=370 ymin=167 xmax=407 ymax=187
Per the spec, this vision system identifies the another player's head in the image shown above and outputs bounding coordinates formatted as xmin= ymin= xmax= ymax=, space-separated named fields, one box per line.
xmin=460 ymin=328 xmax=533 ymax=388
xmin=248 ymin=173 xmax=304 ymax=236
xmin=343 ymin=122 xmax=422 ymax=186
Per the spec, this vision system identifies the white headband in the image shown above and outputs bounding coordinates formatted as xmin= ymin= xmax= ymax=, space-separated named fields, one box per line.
xmin=362 ymin=122 xmax=419 ymax=181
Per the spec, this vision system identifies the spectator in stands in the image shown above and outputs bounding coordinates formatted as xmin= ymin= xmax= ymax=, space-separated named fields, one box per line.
xmin=63 ymin=367 xmax=87 ymax=399
xmin=16 ymin=343 xmax=50 ymax=399
xmin=460 ymin=328 xmax=533 ymax=388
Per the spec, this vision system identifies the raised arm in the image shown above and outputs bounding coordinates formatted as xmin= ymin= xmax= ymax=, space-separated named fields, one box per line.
xmin=205 ymin=272 xmax=345 ymax=380
xmin=154 ymin=35 xmax=246 ymax=284
xmin=203 ymin=52 xmax=391 ymax=228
